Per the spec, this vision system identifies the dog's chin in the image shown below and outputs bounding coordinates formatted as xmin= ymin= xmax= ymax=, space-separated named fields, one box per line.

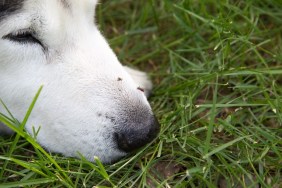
xmin=0 ymin=122 xmax=127 ymax=164
xmin=67 ymin=147 xmax=128 ymax=164
xmin=96 ymin=151 xmax=128 ymax=164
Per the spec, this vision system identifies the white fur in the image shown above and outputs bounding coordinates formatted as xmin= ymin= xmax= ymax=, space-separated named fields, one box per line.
xmin=0 ymin=0 xmax=154 ymax=163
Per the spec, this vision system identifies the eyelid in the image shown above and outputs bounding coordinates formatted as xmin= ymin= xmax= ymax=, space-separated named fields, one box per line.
xmin=3 ymin=28 xmax=45 ymax=49
xmin=10 ymin=28 xmax=35 ymax=36
xmin=3 ymin=28 xmax=35 ymax=40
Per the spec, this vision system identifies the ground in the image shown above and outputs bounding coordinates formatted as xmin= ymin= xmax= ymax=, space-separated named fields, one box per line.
xmin=0 ymin=0 xmax=282 ymax=187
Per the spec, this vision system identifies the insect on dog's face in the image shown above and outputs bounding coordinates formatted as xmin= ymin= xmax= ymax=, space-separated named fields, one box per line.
xmin=0 ymin=0 xmax=159 ymax=163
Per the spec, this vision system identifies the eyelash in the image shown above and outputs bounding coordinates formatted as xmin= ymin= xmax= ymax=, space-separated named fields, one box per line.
xmin=3 ymin=29 xmax=43 ymax=46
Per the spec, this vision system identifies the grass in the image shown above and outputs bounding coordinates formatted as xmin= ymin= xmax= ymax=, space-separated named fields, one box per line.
xmin=1 ymin=0 xmax=282 ymax=187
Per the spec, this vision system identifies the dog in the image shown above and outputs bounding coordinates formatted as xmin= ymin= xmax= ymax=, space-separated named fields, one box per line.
xmin=0 ymin=0 xmax=160 ymax=163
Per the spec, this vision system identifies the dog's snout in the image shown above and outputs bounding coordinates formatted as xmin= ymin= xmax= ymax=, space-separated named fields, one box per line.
xmin=115 ymin=116 xmax=160 ymax=152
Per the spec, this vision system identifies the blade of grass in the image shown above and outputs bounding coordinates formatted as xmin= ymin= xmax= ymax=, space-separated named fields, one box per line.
xmin=203 ymin=136 xmax=250 ymax=159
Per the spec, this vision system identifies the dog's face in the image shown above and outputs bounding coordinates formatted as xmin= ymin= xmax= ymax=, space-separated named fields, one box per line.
xmin=0 ymin=0 xmax=159 ymax=163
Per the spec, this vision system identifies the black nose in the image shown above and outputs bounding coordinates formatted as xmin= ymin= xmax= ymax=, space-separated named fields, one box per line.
xmin=114 ymin=116 xmax=160 ymax=152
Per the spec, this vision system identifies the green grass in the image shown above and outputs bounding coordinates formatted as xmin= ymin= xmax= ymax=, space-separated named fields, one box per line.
xmin=1 ymin=0 xmax=282 ymax=187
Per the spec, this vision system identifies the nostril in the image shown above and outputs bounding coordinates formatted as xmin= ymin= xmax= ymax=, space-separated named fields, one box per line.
xmin=114 ymin=132 xmax=131 ymax=152
xmin=115 ymin=115 xmax=160 ymax=152
xmin=148 ymin=116 xmax=160 ymax=139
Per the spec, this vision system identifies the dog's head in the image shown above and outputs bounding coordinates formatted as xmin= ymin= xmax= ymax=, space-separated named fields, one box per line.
xmin=0 ymin=0 xmax=159 ymax=163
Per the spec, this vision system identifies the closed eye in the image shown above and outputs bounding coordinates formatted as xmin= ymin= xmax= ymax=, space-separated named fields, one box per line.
xmin=3 ymin=29 xmax=43 ymax=47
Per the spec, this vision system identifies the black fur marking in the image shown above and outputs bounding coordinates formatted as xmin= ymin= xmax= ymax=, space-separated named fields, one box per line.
xmin=59 ymin=0 xmax=71 ymax=10
xmin=137 ymin=86 xmax=145 ymax=92
xmin=0 ymin=0 xmax=24 ymax=21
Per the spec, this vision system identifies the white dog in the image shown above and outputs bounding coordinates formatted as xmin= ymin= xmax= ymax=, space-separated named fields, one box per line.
xmin=0 ymin=0 xmax=159 ymax=163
